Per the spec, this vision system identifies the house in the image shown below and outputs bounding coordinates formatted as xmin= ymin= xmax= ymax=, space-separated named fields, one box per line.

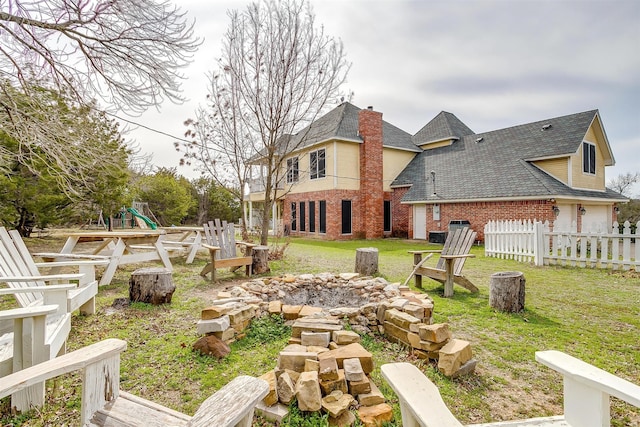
xmin=246 ymin=102 xmax=626 ymax=241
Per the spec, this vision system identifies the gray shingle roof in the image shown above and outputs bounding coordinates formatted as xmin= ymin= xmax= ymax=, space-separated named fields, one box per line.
xmin=393 ymin=110 xmax=626 ymax=203
xmin=413 ymin=111 xmax=475 ymax=145
xmin=284 ymin=102 xmax=420 ymax=153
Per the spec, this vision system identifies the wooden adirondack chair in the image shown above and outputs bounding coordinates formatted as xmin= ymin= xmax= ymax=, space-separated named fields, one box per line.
xmin=381 ymin=351 xmax=640 ymax=427
xmin=0 ymin=301 xmax=71 ymax=411
xmin=0 ymin=339 xmax=270 ymax=427
xmin=0 ymin=227 xmax=108 ymax=315
xmin=408 ymin=227 xmax=479 ymax=297
xmin=200 ymin=220 xmax=255 ymax=282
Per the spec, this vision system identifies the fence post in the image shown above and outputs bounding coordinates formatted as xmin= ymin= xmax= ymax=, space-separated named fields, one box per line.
xmin=534 ymin=221 xmax=544 ymax=266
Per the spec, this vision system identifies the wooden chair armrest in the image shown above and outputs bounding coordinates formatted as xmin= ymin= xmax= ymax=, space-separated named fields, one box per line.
xmin=236 ymin=242 xmax=256 ymax=248
xmin=381 ymin=362 xmax=463 ymax=427
xmin=35 ymin=252 xmax=110 ymax=260
xmin=0 ymin=284 xmax=77 ymax=295
xmin=0 ymin=273 xmax=85 ymax=282
xmin=0 ymin=305 xmax=59 ymax=322
xmin=408 ymin=250 xmax=442 ymax=254
xmin=35 ymin=259 xmax=110 ymax=268
xmin=0 ymin=339 xmax=127 ymax=400
xmin=202 ymin=244 xmax=221 ymax=252
xmin=535 ymin=350 xmax=640 ymax=407
xmin=440 ymin=254 xmax=475 ymax=260
xmin=189 ymin=375 xmax=270 ymax=427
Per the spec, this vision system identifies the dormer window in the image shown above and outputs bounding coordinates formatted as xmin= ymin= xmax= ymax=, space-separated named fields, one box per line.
xmin=582 ymin=141 xmax=596 ymax=174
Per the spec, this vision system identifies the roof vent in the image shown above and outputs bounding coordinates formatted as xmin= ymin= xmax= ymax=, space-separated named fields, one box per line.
xmin=475 ymin=137 xmax=484 ymax=143
xmin=367 ymin=106 xmax=373 ymax=110
xmin=541 ymin=124 xmax=552 ymax=131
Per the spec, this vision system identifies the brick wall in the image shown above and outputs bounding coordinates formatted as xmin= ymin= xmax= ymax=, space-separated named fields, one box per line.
xmin=283 ymin=190 xmax=362 ymax=240
xmin=358 ymin=108 xmax=384 ymax=239
xmin=403 ymin=199 xmax=557 ymax=241
xmin=391 ymin=187 xmax=410 ymax=237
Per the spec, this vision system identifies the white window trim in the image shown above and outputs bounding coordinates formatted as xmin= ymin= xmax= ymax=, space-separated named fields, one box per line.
xmin=287 ymin=156 xmax=299 ymax=183
xmin=309 ymin=148 xmax=326 ymax=180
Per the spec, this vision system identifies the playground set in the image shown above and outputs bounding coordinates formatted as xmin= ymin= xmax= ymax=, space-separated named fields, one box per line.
xmin=84 ymin=202 xmax=160 ymax=230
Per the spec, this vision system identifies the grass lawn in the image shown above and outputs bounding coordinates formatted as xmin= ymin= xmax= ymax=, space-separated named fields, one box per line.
xmin=1 ymin=233 xmax=639 ymax=426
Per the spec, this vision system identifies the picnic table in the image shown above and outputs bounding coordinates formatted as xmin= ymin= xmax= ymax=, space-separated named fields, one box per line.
xmin=37 ymin=230 xmax=172 ymax=286
xmin=160 ymin=226 xmax=204 ymax=264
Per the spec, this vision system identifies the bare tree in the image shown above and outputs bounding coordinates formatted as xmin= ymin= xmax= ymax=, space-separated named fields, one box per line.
xmin=209 ymin=0 xmax=349 ymax=245
xmin=178 ymin=64 xmax=254 ymax=236
xmin=608 ymin=172 xmax=640 ymax=198
xmin=0 ymin=0 xmax=200 ymax=193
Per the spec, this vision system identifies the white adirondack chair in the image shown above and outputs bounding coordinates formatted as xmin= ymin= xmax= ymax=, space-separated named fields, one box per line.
xmin=0 ymin=339 xmax=270 ymax=427
xmin=0 ymin=301 xmax=71 ymax=411
xmin=381 ymin=351 xmax=640 ymax=427
xmin=0 ymin=227 xmax=108 ymax=315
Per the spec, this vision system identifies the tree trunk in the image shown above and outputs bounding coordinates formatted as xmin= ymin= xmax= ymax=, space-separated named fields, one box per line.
xmin=355 ymin=247 xmax=379 ymax=276
xmin=489 ymin=271 xmax=525 ymax=312
xmin=129 ymin=267 xmax=175 ymax=305
xmin=252 ymin=245 xmax=270 ymax=274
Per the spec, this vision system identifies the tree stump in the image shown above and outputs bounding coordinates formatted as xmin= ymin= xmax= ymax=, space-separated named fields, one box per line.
xmin=355 ymin=247 xmax=379 ymax=276
xmin=252 ymin=245 xmax=270 ymax=274
xmin=129 ymin=267 xmax=175 ymax=305
xmin=489 ymin=271 xmax=525 ymax=312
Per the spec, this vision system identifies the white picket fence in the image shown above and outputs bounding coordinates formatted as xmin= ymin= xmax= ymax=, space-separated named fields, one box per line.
xmin=484 ymin=219 xmax=639 ymax=270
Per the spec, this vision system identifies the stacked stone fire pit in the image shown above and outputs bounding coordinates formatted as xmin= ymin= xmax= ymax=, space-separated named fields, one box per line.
xmin=194 ymin=273 xmax=476 ymax=426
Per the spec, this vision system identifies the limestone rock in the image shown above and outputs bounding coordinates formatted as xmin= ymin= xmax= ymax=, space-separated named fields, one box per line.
xmin=301 ymin=331 xmax=331 ymax=347
xmin=191 ymin=335 xmax=230 ymax=359
xmin=419 ymin=323 xmax=451 ymax=343
xmin=305 ymin=359 xmax=320 ymax=372
xmin=343 ymin=358 xmax=365 ymax=382
xmin=401 ymin=303 xmax=425 ymax=320
xmin=319 ymin=357 xmax=339 ymax=381
xmin=357 ymin=403 xmax=394 ymax=427
xmin=255 ymin=401 xmax=289 ymax=422
xmin=277 ymin=371 xmax=296 ymax=405
xmin=383 ymin=320 xmax=410 ymax=346
xmin=348 ymin=376 xmax=371 ymax=396
xmin=259 ymin=370 xmax=278 ymax=406
xmin=278 ymin=351 xmax=318 ymax=372
xmin=268 ymin=300 xmax=282 ymax=314
xmin=282 ymin=304 xmax=303 ymax=320
xmin=211 ymin=327 xmax=235 ymax=342
xmin=357 ymin=379 xmax=384 ymax=406
xmin=299 ymin=305 xmax=324 ymax=317
xmin=320 ymin=369 xmax=348 ymax=395
xmin=295 ymin=371 xmax=322 ymax=412
xmin=384 ymin=308 xmax=420 ymax=329
xmin=292 ymin=319 xmax=343 ymax=338
xmin=332 ymin=330 xmax=361 ymax=345
xmin=329 ymin=409 xmax=356 ymax=427
xmin=318 ymin=343 xmax=374 ymax=374
xmin=196 ymin=315 xmax=230 ymax=334
xmin=438 ymin=339 xmax=473 ymax=377
xmin=201 ymin=305 xmax=231 ymax=319
xmin=322 ymin=391 xmax=355 ymax=418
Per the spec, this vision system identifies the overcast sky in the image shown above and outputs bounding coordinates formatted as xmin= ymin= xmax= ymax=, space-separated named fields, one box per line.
xmin=121 ymin=0 xmax=640 ymax=196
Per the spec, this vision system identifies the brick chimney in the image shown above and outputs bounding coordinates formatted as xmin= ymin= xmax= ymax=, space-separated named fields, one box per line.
xmin=358 ymin=106 xmax=384 ymax=239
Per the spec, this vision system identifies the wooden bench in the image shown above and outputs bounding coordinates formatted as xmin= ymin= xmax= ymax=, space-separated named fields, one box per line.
xmin=381 ymin=351 xmax=640 ymax=427
xmin=0 ymin=338 xmax=270 ymax=427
